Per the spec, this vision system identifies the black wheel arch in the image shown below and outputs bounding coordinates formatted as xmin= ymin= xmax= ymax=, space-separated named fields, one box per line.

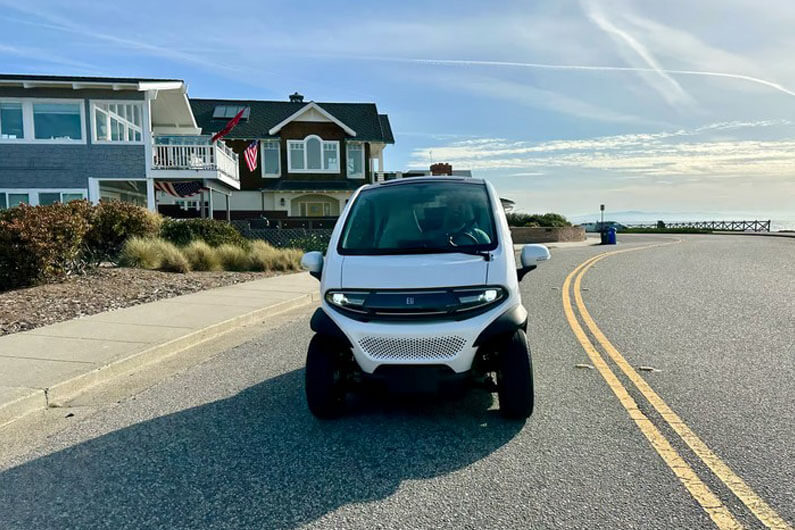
xmin=473 ymin=304 xmax=528 ymax=348
xmin=310 ymin=308 xmax=352 ymax=348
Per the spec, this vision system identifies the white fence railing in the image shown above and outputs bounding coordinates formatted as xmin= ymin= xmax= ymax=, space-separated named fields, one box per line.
xmin=152 ymin=140 xmax=239 ymax=181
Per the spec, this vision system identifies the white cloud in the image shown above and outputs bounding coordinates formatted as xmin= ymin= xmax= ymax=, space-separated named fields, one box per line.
xmin=409 ymin=120 xmax=795 ymax=179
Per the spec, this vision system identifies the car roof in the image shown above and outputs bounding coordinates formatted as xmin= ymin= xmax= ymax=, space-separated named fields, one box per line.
xmin=368 ymin=176 xmax=486 ymax=189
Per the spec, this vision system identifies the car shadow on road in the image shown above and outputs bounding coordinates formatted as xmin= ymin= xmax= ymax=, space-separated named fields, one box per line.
xmin=0 ymin=369 xmax=523 ymax=529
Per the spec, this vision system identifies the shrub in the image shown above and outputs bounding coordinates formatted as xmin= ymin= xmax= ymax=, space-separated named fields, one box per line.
xmin=287 ymin=233 xmax=330 ymax=252
xmin=0 ymin=203 xmax=91 ymax=290
xmin=249 ymin=241 xmax=302 ymax=272
xmin=506 ymin=212 xmax=571 ymax=228
xmin=81 ymin=201 xmax=162 ymax=263
xmin=182 ymin=240 xmax=222 ymax=271
xmin=161 ymin=218 xmax=248 ymax=249
xmin=216 ymin=244 xmax=251 ymax=271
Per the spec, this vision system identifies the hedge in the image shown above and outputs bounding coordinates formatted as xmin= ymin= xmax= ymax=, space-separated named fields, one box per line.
xmin=0 ymin=203 xmax=91 ymax=290
xmin=506 ymin=212 xmax=571 ymax=228
xmin=160 ymin=218 xmax=249 ymax=249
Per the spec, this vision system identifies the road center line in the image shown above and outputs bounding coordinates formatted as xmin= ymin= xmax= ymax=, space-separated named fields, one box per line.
xmin=562 ymin=248 xmax=742 ymax=530
xmin=571 ymin=245 xmax=792 ymax=530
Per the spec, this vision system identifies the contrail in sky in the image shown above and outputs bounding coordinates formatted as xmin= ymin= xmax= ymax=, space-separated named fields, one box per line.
xmin=358 ymin=56 xmax=795 ymax=98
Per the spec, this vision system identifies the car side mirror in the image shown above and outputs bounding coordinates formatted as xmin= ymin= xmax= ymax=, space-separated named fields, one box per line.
xmin=517 ymin=244 xmax=550 ymax=281
xmin=301 ymin=251 xmax=324 ymax=280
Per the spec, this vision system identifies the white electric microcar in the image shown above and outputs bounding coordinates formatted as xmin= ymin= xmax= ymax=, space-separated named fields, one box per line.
xmin=300 ymin=177 xmax=550 ymax=418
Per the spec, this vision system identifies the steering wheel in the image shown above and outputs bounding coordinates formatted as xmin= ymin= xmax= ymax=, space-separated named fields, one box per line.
xmin=448 ymin=230 xmax=480 ymax=247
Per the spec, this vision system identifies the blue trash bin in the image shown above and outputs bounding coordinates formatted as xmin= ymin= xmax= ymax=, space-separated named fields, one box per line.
xmin=607 ymin=227 xmax=617 ymax=245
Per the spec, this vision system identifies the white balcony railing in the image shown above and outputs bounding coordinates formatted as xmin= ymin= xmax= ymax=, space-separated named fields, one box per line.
xmin=151 ymin=136 xmax=239 ymax=182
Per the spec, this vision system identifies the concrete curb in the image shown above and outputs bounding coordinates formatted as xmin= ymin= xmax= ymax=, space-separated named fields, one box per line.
xmin=0 ymin=283 xmax=319 ymax=428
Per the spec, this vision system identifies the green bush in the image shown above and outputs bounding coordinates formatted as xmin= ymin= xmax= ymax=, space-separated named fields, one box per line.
xmin=82 ymin=201 xmax=162 ymax=262
xmin=182 ymin=240 xmax=222 ymax=271
xmin=161 ymin=218 xmax=248 ymax=249
xmin=287 ymin=233 xmax=330 ymax=252
xmin=0 ymin=203 xmax=91 ymax=290
xmin=506 ymin=212 xmax=571 ymax=228
xmin=216 ymin=244 xmax=251 ymax=271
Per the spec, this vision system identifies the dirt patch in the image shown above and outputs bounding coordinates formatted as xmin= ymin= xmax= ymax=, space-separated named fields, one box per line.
xmin=0 ymin=267 xmax=275 ymax=336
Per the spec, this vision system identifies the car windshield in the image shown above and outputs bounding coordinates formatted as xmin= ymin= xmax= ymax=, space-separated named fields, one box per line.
xmin=339 ymin=181 xmax=498 ymax=255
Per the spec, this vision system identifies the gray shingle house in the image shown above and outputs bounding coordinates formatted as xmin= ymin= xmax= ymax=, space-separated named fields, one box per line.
xmin=0 ymin=74 xmax=240 ymax=215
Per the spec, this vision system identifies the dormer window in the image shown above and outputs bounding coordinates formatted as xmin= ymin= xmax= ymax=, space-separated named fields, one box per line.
xmin=212 ymin=105 xmax=250 ymax=120
xmin=287 ymin=135 xmax=339 ymax=173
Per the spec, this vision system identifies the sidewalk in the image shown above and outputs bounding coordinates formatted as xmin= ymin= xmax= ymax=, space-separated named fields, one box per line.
xmin=0 ymin=272 xmax=319 ymax=427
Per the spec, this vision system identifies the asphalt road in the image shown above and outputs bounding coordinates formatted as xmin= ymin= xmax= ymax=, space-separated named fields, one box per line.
xmin=0 ymin=234 xmax=792 ymax=529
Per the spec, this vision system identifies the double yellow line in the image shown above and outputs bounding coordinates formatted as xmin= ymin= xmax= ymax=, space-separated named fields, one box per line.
xmin=562 ymin=242 xmax=791 ymax=530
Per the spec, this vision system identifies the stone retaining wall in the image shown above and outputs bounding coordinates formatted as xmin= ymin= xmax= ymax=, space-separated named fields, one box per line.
xmin=510 ymin=226 xmax=586 ymax=243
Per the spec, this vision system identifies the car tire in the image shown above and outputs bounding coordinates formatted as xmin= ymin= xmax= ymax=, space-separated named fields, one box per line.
xmin=496 ymin=329 xmax=534 ymax=419
xmin=305 ymin=334 xmax=346 ymax=419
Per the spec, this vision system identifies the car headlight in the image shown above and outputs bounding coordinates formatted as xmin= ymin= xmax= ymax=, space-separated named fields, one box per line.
xmin=452 ymin=286 xmax=506 ymax=311
xmin=325 ymin=290 xmax=368 ymax=312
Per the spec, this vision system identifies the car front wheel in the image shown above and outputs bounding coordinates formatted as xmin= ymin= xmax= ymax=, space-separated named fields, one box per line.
xmin=496 ymin=329 xmax=534 ymax=419
xmin=305 ymin=334 xmax=347 ymax=419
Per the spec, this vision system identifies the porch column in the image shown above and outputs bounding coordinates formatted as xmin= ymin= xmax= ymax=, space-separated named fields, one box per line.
xmin=146 ymin=179 xmax=156 ymax=212
xmin=226 ymin=193 xmax=231 ymax=221
xmin=200 ymin=191 xmax=205 ymax=218
xmin=208 ymin=189 xmax=214 ymax=220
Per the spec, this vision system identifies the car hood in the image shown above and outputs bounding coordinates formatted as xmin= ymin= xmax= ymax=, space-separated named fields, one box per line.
xmin=340 ymin=253 xmax=489 ymax=289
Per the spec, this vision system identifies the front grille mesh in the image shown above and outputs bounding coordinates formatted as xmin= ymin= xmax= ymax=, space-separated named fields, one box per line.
xmin=358 ymin=335 xmax=467 ymax=361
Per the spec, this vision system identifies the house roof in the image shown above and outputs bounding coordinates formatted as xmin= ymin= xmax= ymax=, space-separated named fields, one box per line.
xmin=0 ymin=74 xmax=185 ymax=92
xmin=378 ymin=114 xmax=394 ymax=144
xmin=0 ymin=74 xmax=183 ymax=83
xmin=190 ymin=98 xmax=394 ymax=143
xmin=259 ymin=179 xmax=364 ymax=192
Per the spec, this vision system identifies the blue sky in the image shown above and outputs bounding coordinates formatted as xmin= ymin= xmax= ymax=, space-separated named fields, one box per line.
xmin=1 ymin=0 xmax=794 ymax=220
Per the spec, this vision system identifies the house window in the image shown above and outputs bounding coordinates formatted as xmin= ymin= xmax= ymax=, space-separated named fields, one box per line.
xmin=0 ymin=102 xmax=24 ymax=139
xmin=37 ymin=191 xmax=85 ymax=205
xmin=262 ymin=140 xmax=280 ymax=177
xmin=7 ymin=193 xmax=29 ymax=208
xmin=212 ymin=105 xmax=250 ymax=119
xmin=346 ymin=142 xmax=365 ymax=178
xmin=92 ymin=102 xmax=143 ymax=143
xmin=0 ymin=193 xmax=5 ymax=210
xmin=287 ymin=135 xmax=339 ymax=173
xmin=33 ymin=103 xmax=82 ymax=140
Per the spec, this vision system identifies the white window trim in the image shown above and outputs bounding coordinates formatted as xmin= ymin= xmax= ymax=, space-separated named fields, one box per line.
xmin=90 ymin=100 xmax=145 ymax=145
xmin=0 ymin=98 xmax=87 ymax=144
xmin=346 ymin=141 xmax=366 ymax=179
xmin=287 ymin=135 xmax=340 ymax=174
xmin=0 ymin=188 xmax=87 ymax=207
xmin=261 ymin=139 xmax=281 ymax=178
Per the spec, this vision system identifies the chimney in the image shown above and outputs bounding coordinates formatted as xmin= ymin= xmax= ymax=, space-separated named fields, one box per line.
xmin=289 ymin=92 xmax=304 ymax=103
xmin=430 ymin=162 xmax=452 ymax=176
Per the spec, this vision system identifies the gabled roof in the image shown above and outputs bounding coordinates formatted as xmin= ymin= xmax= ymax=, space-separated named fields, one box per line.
xmin=268 ymin=102 xmax=356 ymax=136
xmin=190 ymin=98 xmax=394 ymax=143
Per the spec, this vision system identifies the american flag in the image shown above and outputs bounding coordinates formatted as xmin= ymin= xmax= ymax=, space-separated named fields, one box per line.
xmin=154 ymin=181 xmax=207 ymax=198
xmin=244 ymin=140 xmax=258 ymax=172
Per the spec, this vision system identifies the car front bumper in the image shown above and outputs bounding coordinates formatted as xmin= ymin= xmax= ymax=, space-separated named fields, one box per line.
xmin=319 ymin=300 xmax=525 ymax=374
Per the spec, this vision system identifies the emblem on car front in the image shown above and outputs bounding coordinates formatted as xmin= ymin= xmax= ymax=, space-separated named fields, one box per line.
xmin=406 ymin=297 xmax=415 ymax=305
